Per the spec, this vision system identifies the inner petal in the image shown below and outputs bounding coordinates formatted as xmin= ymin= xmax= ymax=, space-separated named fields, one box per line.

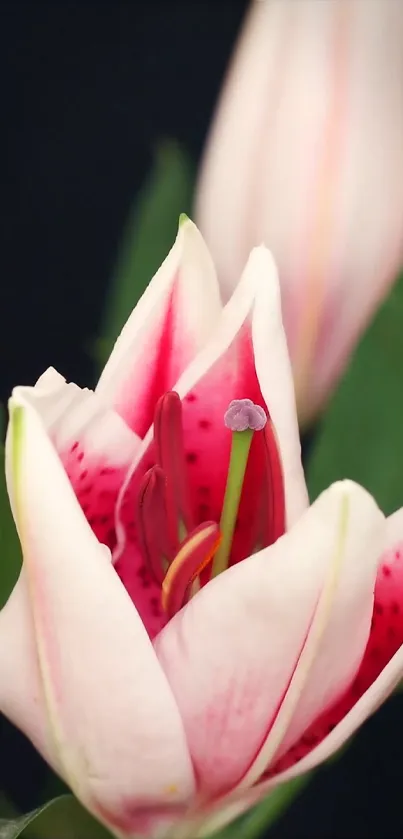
xmin=179 ymin=324 xmax=273 ymax=566
xmin=63 ymin=421 xmax=167 ymax=640
xmin=113 ymin=443 xmax=169 ymax=639
xmin=114 ymin=321 xmax=284 ymax=638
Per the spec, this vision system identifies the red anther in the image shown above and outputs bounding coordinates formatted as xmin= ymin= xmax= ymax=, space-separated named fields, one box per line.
xmin=154 ymin=391 xmax=193 ymax=549
xmin=136 ymin=465 xmax=173 ymax=584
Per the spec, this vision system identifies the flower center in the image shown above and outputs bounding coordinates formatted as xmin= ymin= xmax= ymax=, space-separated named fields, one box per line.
xmin=136 ymin=392 xmax=285 ymax=618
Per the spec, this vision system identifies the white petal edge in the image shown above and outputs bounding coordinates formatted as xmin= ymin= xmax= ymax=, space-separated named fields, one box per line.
xmin=96 ymin=217 xmax=222 ymax=407
xmin=250 ymin=246 xmax=308 ymax=525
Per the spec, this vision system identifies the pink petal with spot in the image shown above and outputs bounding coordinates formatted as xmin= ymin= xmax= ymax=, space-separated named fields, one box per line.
xmin=173 ymin=246 xmax=307 ymax=537
xmin=14 ymin=369 xmax=143 ymax=591
xmin=96 ymin=218 xmax=222 ymax=438
xmin=114 ymin=248 xmax=307 ymax=633
xmin=15 ymin=369 xmax=163 ymax=637
xmin=155 ymin=481 xmax=384 ymax=798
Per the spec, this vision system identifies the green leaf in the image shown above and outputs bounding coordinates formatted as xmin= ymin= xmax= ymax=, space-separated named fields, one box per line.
xmin=306 ymin=272 xmax=403 ymax=513
xmin=0 ymin=442 xmax=22 ymax=609
xmin=96 ymin=138 xmax=193 ymax=369
xmin=211 ymin=775 xmax=311 ymax=839
xmin=0 ymin=795 xmax=112 ymax=839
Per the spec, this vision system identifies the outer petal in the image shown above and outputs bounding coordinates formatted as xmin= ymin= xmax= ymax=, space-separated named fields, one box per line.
xmin=0 ymin=573 xmax=63 ymax=776
xmin=190 ymin=518 xmax=403 ymax=838
xmin=154 ymin=480 xmax=384 ymax=798
xmin=229 ymin=570 xmax=403 ymax=826
xmin=196 ymin=0 xmax=403 ymax=425
xmin=268 ymin=506 xmax=403 ymax=776
xmin=4 ymin=394 xmax=195 ymax=834
xmin=114 ymin=247 xmax=307 ymax=636
xmin=96 ymin=217 xmax=222 ymax=437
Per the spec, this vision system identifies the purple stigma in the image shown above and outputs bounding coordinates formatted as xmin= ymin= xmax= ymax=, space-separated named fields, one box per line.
xmin=224 ymin=398 xmax=267 ymax=432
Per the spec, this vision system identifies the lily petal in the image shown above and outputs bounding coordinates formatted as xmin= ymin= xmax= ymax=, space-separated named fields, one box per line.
xmin=155 ymin=480 xmax=384 ymax=798
xmin=4 ymin=394 xmax=195 ymax=832
xmin=236 ymin=520 xmax=403 ymax=817
xmin=196 ymin=0 xmax=403 ymax=426
xmin=174 ymin=246 xmax=307 ymax=533
xmin=0 ymin=573 xmax=63 ymax=776
xmin=13 ymin=368 xmax=140 ymax=557
xmin=114 ymin=247 xmax=307 ymax=637
xmin=96 ymin=217 xmax=222 ymax=437
xmin=268 ymin=506 xmax=403 ymax=777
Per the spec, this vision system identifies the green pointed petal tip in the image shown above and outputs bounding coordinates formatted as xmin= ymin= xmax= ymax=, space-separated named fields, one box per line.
xmin=179 ymin=212 xmax=190 ymax=228
xmin=8 ymin=401 xmax=24 ymax=516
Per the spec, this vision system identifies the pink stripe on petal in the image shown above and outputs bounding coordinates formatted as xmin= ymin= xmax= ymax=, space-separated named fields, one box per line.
xmin=115 ymin=285 xmax=183 ymax=438
xmin=97 ymin=219 xmax=222 ymax=437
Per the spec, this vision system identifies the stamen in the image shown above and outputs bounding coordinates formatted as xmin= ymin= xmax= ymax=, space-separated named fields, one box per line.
xmin=162 ymin=522 xmax=221 ymax=619
xmin=154 ymin=391 xmax=193 ymax=548
xmin=212 ymin=399 xmax=267 ymax=578
xmin=137 ymin=466 xmax=173 ymax=584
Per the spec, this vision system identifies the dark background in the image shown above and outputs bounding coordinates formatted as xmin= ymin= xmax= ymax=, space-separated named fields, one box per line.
xmin=1 ymin=2 xmax=403 ymax=837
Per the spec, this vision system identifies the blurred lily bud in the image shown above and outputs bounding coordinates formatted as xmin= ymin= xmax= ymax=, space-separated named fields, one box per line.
xmin=196 ymin=0 xmax=403 ymax=426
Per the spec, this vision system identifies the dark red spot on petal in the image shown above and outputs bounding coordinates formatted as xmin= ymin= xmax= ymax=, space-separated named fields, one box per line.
xmin=197 ymin=503 xmax=210 ymax=521
xmin=186 ymin=452 xmax=198 ymax=464
xmin=199 ymin=419 xmax=211 ymax=430
xmin=185 ymin=393 xmax=197 ymax=403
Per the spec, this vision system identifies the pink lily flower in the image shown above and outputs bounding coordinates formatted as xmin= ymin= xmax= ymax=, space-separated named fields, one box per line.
xmin=195 ymin=0 xmax=403 ymax=426
xmin=1 ymin=218 xmax=403 ymax=838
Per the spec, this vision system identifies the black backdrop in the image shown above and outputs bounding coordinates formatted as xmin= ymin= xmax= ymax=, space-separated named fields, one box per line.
xmin=1 ymin=3 xmax=403 ymax=837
